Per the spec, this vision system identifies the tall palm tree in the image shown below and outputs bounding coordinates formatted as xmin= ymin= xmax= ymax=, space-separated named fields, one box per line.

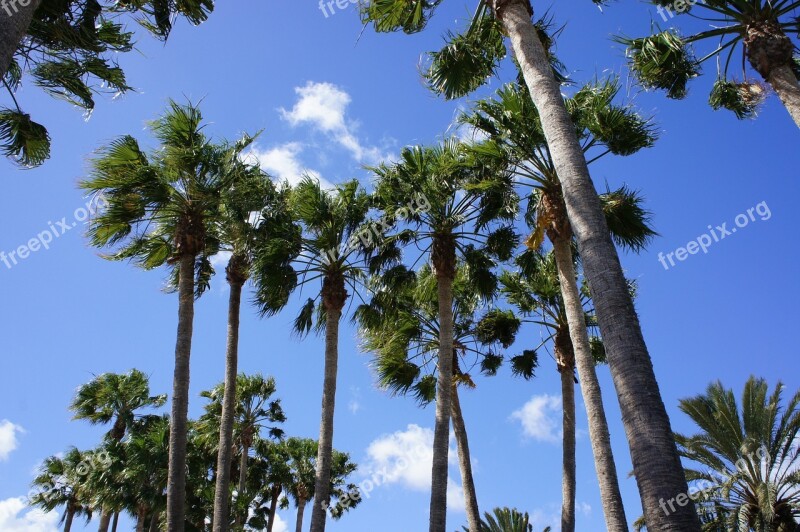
xmin=69 ymin=369 xmax=166 ymax=531
xmin=616 ymin=1 xmax=800 ymax=127
xmin=29 ymin=448 xmax=94 ymax=532
xmin=463 ymin=76 xmax=657 ymax=532
xmin=265 ymin=177 xmax=395 ymax=532
xmin=371 ymin=141 xmax=518 ymax=532
xmin=361 ymin=3 xmax=698 ymax=528
xmin=200 ymin=373 xmax=286 ymax=527
xmin=209 ymin=173 xmax=298 ymax=532
xmin=356 ymin=264 xmax=521 ymax=531
xmin=81 ymin=101 xmax=254 ymax=531
xmin=672 ymin=377 xmax=800 ymax=530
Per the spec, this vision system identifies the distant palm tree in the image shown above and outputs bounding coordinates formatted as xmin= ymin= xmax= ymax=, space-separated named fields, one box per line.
xmin=81 ymin=101 xmax=255 ymax=530
xmin=617 ymin=0 xmax=800 ymax=127
xmin=463 ymin=506 xmax=551 ymax=532
xmin=122 ymin=415 xmax=170 ymax=532
xmin=674 ymin=377 xmax=800 ymax=531
xmin=29 ymin=448 xmax=94 ymax=532
xmin=371 ymin=140 xmax=518 ymax=531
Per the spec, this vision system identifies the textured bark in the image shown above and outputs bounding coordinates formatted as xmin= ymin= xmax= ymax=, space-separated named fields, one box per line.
xmin=496 ymin=2 xmax=698 ymax=529
xmin=97 ymin=512 xmax=111 ymax=532
xmin=235 ymin=437 xmax=251 ymax=526
xmin=295 ymin=499 xmax=307 ymax=532
xmin=451 ymin=386 xmax=480 ymax=532
xmin=64 ymin=507 xmax=75 ymax=532
xmin=136 ymin=506 xmax=147 ymax=532
xmin=555 ymin=333 xmax=577 ymax=532
xmin=211 ymin=276 xmax=244 ymax=532
xmin=308 ymin=284 xmax=345 ymax=532
xmin=166 ymin=253 xmax=197 ymax=532
xmin=148 ymin=512 xmax=159 ymax=532
xmin=429 ymin=272 xmax=455 ymax=532
xmin=0 ymin=0 xmax=42 ymax=79
xmin=768 ymin=65 xmax=800 ymax=128
xmin=552 ymin=236 xmax=629 ymax=531
xmin=266 ymin=485 xmax=281 ymax=532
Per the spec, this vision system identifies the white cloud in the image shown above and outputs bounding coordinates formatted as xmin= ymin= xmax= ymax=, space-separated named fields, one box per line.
xmin=0 ymin=498 xmax=59 ymax=532
xmin=280 ymin=82 xmax=390 ymax=164
xmin=510 ymin=394 xmax=562 ymax=443
xmin=577 ymin=501 xmax=592 ymax=516
xmin=0 ymin=420 xmax=23 ymax=461
xmin=360 ymin=424 xmax=464 ymax=511
xmin=272 ymin=513 xmax=289 ymax=532
xmin=348 ymin=387 xmax=362 ymax=415
xmin=245 ymin=142 xmax=333 ymax=189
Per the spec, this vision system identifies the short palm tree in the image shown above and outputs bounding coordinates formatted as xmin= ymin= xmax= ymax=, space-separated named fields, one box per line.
xmin=674 ymin=377 xmax=800 ymax=530
xmin=81 ymin=101 xmax=254 ymax=531
xmin=356 ymin=264 xmax=521 ymax=531
xmin=123 ymin=415 xmax=170 ymax=532
xmin=268 ymin=177 xmax=396 ymax=532
xmin=361 ymin=3 xmax=697 ymax=527
xmin=617 ymin=0 xmax=800 ymax=127
xmin=29 ymin=447 xmax=94 ymax=532
xmin=371 ymin=140 xmax=518 ymax=531
xmin=209 ymin=171 xmax=298 ymax=532
xmin=464 ymin=506 xmax=551 ymax=532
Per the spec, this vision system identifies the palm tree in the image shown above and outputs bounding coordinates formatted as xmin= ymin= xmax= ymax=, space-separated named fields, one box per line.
xmin=465 ymin=506 xmax=552 ymax=532
xmin=122 ymin=415 xmax=170 ymax=532
xmin=616 ymin=1 xmax=800 ymax=127
xmin=356 ymin=264 xmax=521 ymax=531
xmin=463 ymin=76 xmax=657 ymax=532
xmin=361 ymin=3 xmax=698 ymax=528
xmin=200 ymin=373 xmax=286 ymax=527
xmin=81 ymin=101 xmax=255 ymax=531
xmin=265 ymin=177 xmax=395 ymax=532
xmin=29 ymin=448 xmax=94 ymax=532
xmin=209 ymin=172 xmax=298 ymax=532
xmin=371 ymin=141 xmax=518 ymax=532
xmin=673 ymin=377 xmax=800 ymax=530
xmin=69 ymin=369 xmax=166 ymax=530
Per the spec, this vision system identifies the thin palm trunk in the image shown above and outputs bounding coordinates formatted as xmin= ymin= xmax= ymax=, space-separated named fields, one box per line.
xmin=496 ymin=2 xmax=698 ymax=529
xmin=556 ymin=340 xmax=576 ymax=532
xmin=767 ymin=65 xmax=800 ymax=128
xmin=235 ymin=438 xmax=250 ymax=526
xmin=295 ymin=498 xmax=307 ymax=532
xmin=212 ymin=271 xmax=244 ymax=531
xmin=266 ymin=485 xmax=281 ymax=532
xmin=111 ymin=512 xmax=119 ymax=532
xmin=148 ymin=512 xmax=159 ymax=532
xmin=166 ymin=253 xmax=197 ymax=532
xmin=451 ymin=386 xmax=480 ymax=532
xmin=136 ymin=506 xmax=147 ymax=532
xmin=309 ymin=304 xmax=343 ymax=532
xmin=97 ymin=512 xmax=111 ymax=532
xmin=430 ymin=272 xmax=455 ymax=532
xmin=64 ymin=507 xmax=75 ymax=532
xmin=551 ymin=235 xmax=628 ymax=531
xmin=0 ymin=0 xmax=42 ymax=78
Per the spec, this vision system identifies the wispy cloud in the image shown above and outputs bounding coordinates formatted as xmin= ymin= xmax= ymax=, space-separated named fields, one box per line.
xmin=0 ymin=497 xmax=58 ymax=532
xmin=0 ymin=420 xmax=23 ymax=462
xmin=244 ymin=142 xmax=332 ymax=189
xmin=510 ymin=394 xmax=562 ymax=443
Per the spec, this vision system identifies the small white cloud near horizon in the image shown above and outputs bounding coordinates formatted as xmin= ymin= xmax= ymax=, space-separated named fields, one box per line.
xmin=0 ymin=498 xmax=59 ymax=532
xmin=0 ymin=420 xmax=24 ymax=462
xmin=510 ymin=394 xmax=562 ymax=443
xmin=280 ymin=81 xmax=391 ymax=164
xmin=244 ymin=142 xmax=333 ymax=190
xmin=361 ymin=424 xmax=464 ymax=511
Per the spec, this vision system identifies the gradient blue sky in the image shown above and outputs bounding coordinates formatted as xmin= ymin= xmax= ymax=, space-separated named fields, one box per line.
xmin=1 ymin=1 xmax=798 ymax=531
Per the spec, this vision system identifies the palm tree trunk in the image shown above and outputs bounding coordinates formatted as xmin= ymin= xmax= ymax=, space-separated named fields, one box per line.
xmin=97 ymin=512 xmax=111 ymax=532
xmin=557 ymin=345 xmax=576 ymax=532
xmin=295 ymin=498 xmax=307 ymax=532
xmin=211 ymin=277 xmax=244 ymax=532
xmin=767 ymin=65 xmax=800 ymax=128
xmin=64 ymin=507 xmax=75 ymax=532
xmin=136 ymin=506 xmax=147 ymax=532
xmin=0 ymin=0 xmax=42 ymax=78
xmin=266 ymin=485 xmax=281 ymax=532
xmin=451 ymin=386 xmax=480 ymax=532
xmin=111 ymin=512 xmax=119 ymax=532
xmin=430 ymin=272 xmax=455 ymax=532
xmin=234 ymin=439 xmax=250 ymax=526
xmin=308 ymin=305 xmax=343 ymax=532
xmin=166 ymin=253 xmax=197 ymax=532
xmin=551 ymin=236 xmax=629 ymax=531
xmin=495 ymin=2 xmax=698 ymax=529
xmin=148 ymin=512 xmax=159 ymax=532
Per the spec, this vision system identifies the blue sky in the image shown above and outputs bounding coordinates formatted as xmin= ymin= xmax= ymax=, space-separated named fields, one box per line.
xmin=0 ymin=1 xmax=798 ymax=531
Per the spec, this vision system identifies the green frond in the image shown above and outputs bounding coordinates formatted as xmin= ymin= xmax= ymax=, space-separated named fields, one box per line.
xmin=0 ymin=110 xmax=51 ymax=166
xmin=360 ymin=0 xmax=443 ymax=34
xmin=617 ymin=30 xmax=700 ymax=99
xmin=709 ymin=79 xmax=767 ymax=119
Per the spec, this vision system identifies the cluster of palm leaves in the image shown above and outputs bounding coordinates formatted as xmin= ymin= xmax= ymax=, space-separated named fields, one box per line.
xmin=28 ymin=370 xmax=359 ymax=532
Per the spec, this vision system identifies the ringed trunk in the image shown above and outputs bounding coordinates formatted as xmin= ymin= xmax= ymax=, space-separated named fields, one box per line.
xmin=552 ymin=235 xmax=629 ymax=531
xmin=166 ymin=253 xmax=197 ymax=532
xmin=494 ymin=2 xmax=698 ymax=528
xmin=451 ymin=386 xmax=480 ymax=532
xmin=211 ymin=258 xmax=246 ymax=532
